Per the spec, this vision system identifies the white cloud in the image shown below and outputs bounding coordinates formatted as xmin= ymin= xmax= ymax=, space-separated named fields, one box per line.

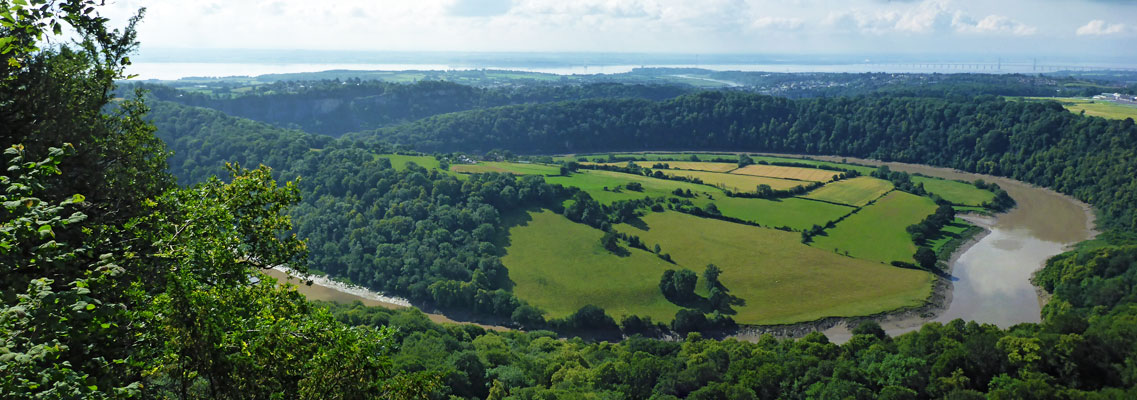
xmin=95 ymin=0 xmax=1137 ymax=56
xmin=1076 ymin=19 xmax=1127 ymax=35
xmin=822 ymin=0 xmax=952 ymax=35
xmin=751 ymin=16 xmax=805 ymax=30
xmin=952 ymin=14 xmax=1037 ymax=36
xmin=824 ymin=0 xmax=1035 ymax=37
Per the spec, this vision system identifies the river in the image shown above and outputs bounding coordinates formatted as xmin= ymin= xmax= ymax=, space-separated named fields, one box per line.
xmin=804 ymin=157 xmax=1097 ymax=342
xmin=264 ymin=155 xmax=1097 ymax=341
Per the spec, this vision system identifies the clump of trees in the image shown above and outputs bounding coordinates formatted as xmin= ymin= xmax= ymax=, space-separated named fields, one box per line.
xmin=659 ymin=269 xmax=699 ymax=302
xmin=907 ymin=203 xmax=957 ymax=245
xmin=975 ymin=179 xmax=1017 ymax=211
xmin=872 ymin=165 xmax=927 ymax=195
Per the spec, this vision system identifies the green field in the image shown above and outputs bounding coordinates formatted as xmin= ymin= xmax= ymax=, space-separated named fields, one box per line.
xmin=545 ymin=169 xmax=716 ymax=204
xmin=663 ymin=169 xmax=803 ymax=192
xmin=809 ymin=191 xmax=938 ymax=264
xmin=801 ymin=177 xmax=894 ymax=206
xmin=710 ymin=196 xmax=853 ymax=231
xmin=378 ymin=154 xmax=441 ymax=170
xmin=546 ymin=169 xmax=851 ymax=229
xmin=913 ymin=176 xmax=995 ymax=206
xmin=503 ymin=210 xmax=683 ymax=321
xmin=615 ymin=212 xmax=933 ymax=324
xmin=1019 ymin=97 xmax=1137 ymax=120
xmin=452 ymin=162 xmax=560 ymax=175
xmin=927 ymin=218 xmax=979 ymax=257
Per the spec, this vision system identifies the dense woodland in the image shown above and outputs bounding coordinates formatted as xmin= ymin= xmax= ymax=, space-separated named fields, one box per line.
xmin=136 ymin=80 xmax=690 ymax=136
xmin=630 ymin=68 xmax=1137 ymax=98
xmin=4 ymin=1 xmax=1137 ymax=399
xmin=352 ymin=92 xmax=1137 ymax=231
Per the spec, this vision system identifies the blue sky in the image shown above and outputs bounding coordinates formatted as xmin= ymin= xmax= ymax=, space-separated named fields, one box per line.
xmin=103 ymin=0 xmax=1137 ymax=58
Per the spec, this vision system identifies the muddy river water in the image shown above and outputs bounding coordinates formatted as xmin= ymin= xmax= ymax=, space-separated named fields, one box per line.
xmin=804 ymin=156 xmax=1097 ymax=341
xmin=267 ymin=155 xmax=1097 ymax=341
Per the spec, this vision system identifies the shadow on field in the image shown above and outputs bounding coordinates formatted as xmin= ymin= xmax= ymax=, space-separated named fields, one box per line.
xmin=492 ymin=206 xmax=547 ymax=291
xmin=669 ymin=289 xmax=746 ymax=316
xmin=609 ymin=246 xmax=632 ymax=257
xmin=625 ymin=216 xmax=651 ymax=231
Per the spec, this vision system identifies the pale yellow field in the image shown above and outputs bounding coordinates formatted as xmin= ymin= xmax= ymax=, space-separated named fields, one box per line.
xmin=647 ymin=161 xmax=739 ymax=172
xmin=801 ymin=177 xmax=894 ymax=207
xmin=732 ymin=165 xmax=841 ymax=182
xmin=663 ymin=170 xmax=802 ymax=192
xmin=582 ymin=161 xmax=738 ymax=173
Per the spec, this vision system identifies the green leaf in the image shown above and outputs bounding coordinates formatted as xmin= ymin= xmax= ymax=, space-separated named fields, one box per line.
xmin=37 ymin=224 xmax=53 ymax=238
xmin=85 ymin=303 xmax=95 ymax=310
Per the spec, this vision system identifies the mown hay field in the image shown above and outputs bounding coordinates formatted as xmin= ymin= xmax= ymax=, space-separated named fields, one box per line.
xmin=663 ymin=169 xmax=802 ymax=192
xmin=732 ymin=164 xmax=841 ymax=182
xmin=801 ymin=176 xmax=894 ymax=207
xmin=579 ymin=161 xmax=739 ymax=173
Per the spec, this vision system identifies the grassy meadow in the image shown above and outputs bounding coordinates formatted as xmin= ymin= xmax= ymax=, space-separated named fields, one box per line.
xmin=547 ymin=169 xmax=851 ymax=229
xmin=709 ymin=196 xmax=853 ymax=230
xmin=378 ymin=154 xmax=442 ymax=170
xmin=545 ymin=169 xmax=716 ymax=204
xmin=913 ymin=176 xmax=995 ymax=206
xmin=801 ymin=177 xmax=894 ymax=206
xmin=927 ymin=218 xmax=980 ymax=257
xmin=502 ymin=210 xmax=683 ymax=322
xmin=614 ymin=212 xmax=933 ymax=324
xmin=1019 ymin=97 xmax=1137 ymax=121
xmin=451 ymin=162 xmax=561 ymax=175
xmin=809 ymin=191 xmax=938 ymax=264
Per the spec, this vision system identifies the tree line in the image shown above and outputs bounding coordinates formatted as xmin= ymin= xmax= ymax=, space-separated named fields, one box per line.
xmin=133 ymin=80 xmax=690 ymax=136
xmin=354 ymin=92 xmax=1137 ymax=232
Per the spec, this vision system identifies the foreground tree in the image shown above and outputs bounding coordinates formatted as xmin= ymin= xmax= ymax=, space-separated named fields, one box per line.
xmin=1 ymin=1 xmax=435 ymax=398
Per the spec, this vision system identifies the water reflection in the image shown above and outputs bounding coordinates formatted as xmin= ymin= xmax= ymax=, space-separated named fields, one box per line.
xmin=934 ymin=228 xmax=1065 ymax=327
xmin=770 ymin=154 xmax=1095 ymax=341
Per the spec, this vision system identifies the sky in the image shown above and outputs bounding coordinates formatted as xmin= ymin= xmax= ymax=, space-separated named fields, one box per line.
xmin=100 ymin=0 xmax=1137 ymax=60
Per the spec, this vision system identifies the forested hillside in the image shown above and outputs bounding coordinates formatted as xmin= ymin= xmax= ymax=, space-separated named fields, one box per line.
xmin=136 ymin=80 xmax=690 ymax=136
xmin=629 ymin=68 xmax=1136 ymax=98
xmin=355 ymin=92 xmax=1137 ymax=231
